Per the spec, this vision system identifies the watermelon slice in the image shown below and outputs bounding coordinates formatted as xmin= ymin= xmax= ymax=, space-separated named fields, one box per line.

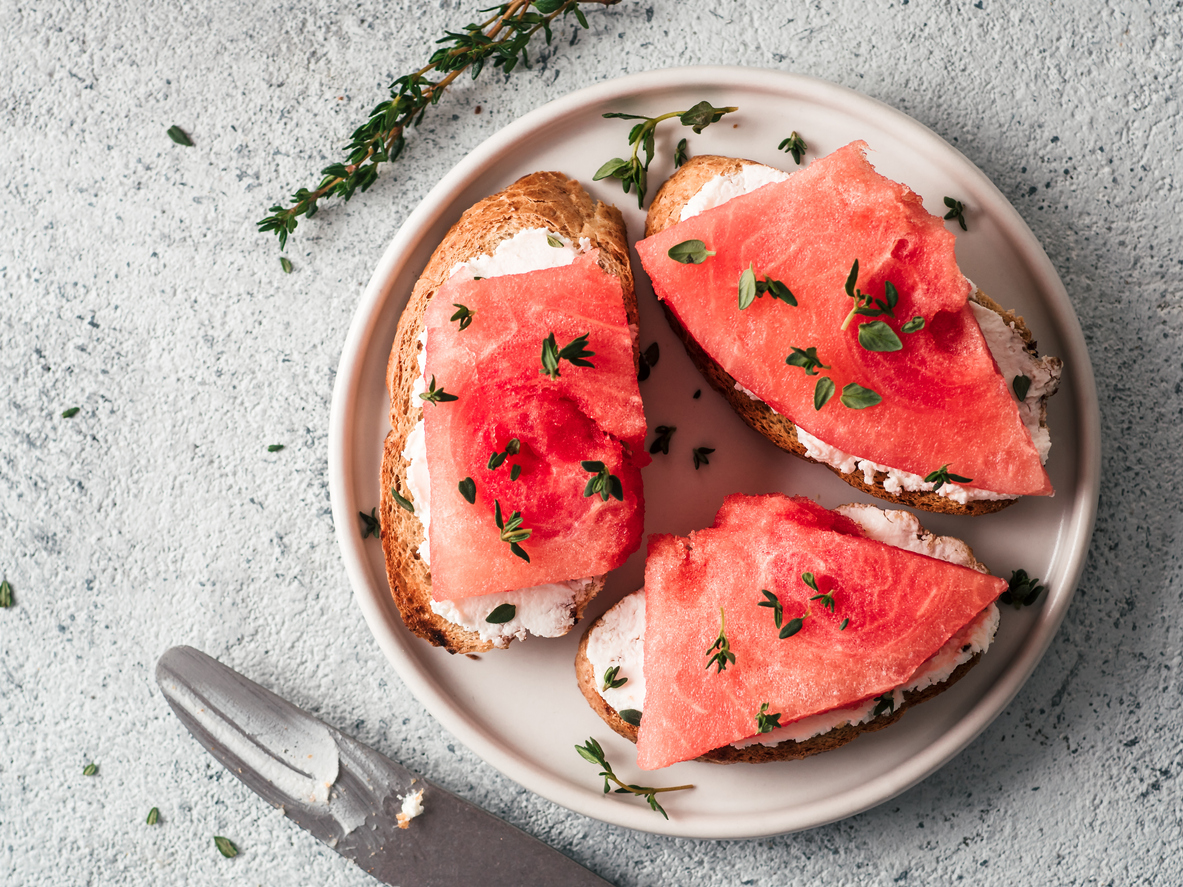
xmin=423 ymin=252 xmax=647 ymax=601
xmin=636 ymin=493 xmax=1006 ymax=770
xmin=635 ymin=142 xmax=1051 ymax=497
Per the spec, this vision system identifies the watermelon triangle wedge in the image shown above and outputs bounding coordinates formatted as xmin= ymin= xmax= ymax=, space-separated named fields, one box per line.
xmin=636 ymin=494 xmax=1006 ymax=770
xmin=423 ymin=252 xmax=648 ymax=601
xmin=635 ymin=142 xmax=1052 ymax=498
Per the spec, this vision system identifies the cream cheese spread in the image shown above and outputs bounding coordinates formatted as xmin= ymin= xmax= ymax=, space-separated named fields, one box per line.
xmin=586 ymin=504 xmax=1001 ymax=747
xmin=685 ymin=163 xmax=1059 ymax=502
xmin=400 ymin=228 xmax=601 ymax=644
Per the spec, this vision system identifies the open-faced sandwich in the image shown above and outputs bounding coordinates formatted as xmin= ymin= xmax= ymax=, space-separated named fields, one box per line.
xmin=576 ymin=493 xmax=1007 ymax=768
xmin=636 ymin=143 xmax=1062 ymax=515
xmin=380 ymin=172 xmax=648 ymax=654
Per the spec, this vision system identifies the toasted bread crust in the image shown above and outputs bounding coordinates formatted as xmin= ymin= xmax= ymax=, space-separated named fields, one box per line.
xmin=576 ymin=601 xmax=983 ymax=764
xmin=645 ymin=155 xmax=1062 ymax=516
xmin=380 ymin=172 xmax=637 ymax=654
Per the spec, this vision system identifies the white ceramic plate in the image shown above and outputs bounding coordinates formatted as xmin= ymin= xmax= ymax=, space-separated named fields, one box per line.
xmin=329 ymin=67 xmax=1100 ymax=839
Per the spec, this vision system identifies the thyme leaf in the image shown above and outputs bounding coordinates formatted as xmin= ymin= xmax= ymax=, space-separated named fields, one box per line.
xmin=146 ymin=807 xmax=160 ymax=825
xmin=213 ymin=836 xmax=238 ymax=858
xmin=358 ymin=507 xmax=381 ymax=539
xmin=391 ymin=484 xmax=415 ymax=514
xmin=756 ymin=702 xmax=782 ymax=733
xmin=857 ymin=320 xmax=903 ymax=352
xmin=485 ymin=603 xmax=516 ymax=623
xmin=674 ymin=137 xmax=689 ymax=168
xmin=779 ymin=617 xmax=804 ymax=639
xmin=738 ymin=264 xmax=758 ymax=310
xmin=602 ymin=665 xmax=628 ymax=691
xmin=494 ymin=499 xmax=531 ymax=561
xmin=450 ymin=303 xmax=475 ymax=330
xmin=1013 ymin=374 xmax=1032 ymax=401
xmin=637 ymin=341 xmax=660 ymax=381
xmin=61 ymin=407 xmax=80 ymax=418
xmin=280 ymin=257 xmax=293 ymax=274
xmin=902 ymin=316 xmax=925 ymax=334
xmin=840 ymin=382 xmax=882 ymax=410
xmin=595 ymin=101 xmax=738 ymax=207
xmin=705 ymin=607 xmax=736 ymax=673
xmin=814 ymin=376 xmax=836 ymax=411
xmin=267 ymin=444 xmax=285 ymax=452
xmin=82 ymin=763 xmax=98 ymax=776
xmin=575 ymin=737 xmax=693 ymax=819
xmin=923 ymin=463 xmax=973 ymax=491
xmin=458 ymin=476 xmax=476 ymax=503
xmin=648 ymin=425 xmax=676 ymax=455
xmin=581 ymin=460 xmax=623 ymax=502
xmin=419 ymin=375 xmax=459 ymax=404
xmin=167 ymin=125 xmax=193 ymax=146
xmin=259 ymin=0 xmax=618 ymax=250
xmin=667 ymin=239 xmax=716 ymax=265
xmin=943 ymin=196 xmax=968 ymax=231
xmin=618 ymin=709 xmax=642 ymax=727
xmin=758 ymin=589 xmax=783 ymax=629
xmin=541 ymin=332 xmax=594 ymax=379
xmin=545 ymin=233 xmax=564 ymax=248
xmin=777 ymin=131 xmax=807 ymax=165
xmin=0 ymin=578 xmax=11 ymax=608
xmin=691 ymin=446 xmax=714 ymax=470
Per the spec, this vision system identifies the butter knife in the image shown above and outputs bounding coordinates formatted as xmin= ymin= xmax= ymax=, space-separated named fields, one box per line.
xmin=156 ymin=645 xmax=613 ymax=887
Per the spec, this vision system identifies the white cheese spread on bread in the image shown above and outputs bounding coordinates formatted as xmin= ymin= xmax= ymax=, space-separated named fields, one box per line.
xmin=683 ymin=163 xmax=1056 ymax=501
xmin=586 ymin=504 xmax=1001 ymax=747
xmin=401 ymin=228 xmax=601 ymax=645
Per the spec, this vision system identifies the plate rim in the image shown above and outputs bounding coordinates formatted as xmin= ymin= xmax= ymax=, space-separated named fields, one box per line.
xmin=328 ymin=65 xmax=1101 ymax=839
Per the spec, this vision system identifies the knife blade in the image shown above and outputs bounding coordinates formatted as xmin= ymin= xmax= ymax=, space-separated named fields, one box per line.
xmin=156 ymin=645 xmax=613 ymax=887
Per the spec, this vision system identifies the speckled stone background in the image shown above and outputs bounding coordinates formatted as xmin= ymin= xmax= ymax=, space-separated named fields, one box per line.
xmin=2 ymin=0 xmax=1181 ymax=884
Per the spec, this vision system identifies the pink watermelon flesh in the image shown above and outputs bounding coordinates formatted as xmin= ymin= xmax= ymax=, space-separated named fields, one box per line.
xmin=635 ymin=142 xmax=1051 ymax=497
xmin=423 ymin=252 xmax=647 ymax=601
xmin=635 ymin=493 xmax=1006 ymax=770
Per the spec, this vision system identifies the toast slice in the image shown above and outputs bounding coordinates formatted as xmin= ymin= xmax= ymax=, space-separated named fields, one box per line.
xmin=576 ymin=502 xmax=999 ymax=764
xmin=380 ymin=172 xmax=637 ymax=654
xmin=644 ymin=155 xmax=1063 ymax=516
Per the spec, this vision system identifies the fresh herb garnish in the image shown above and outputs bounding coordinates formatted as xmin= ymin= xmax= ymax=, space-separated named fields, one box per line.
xmin=637 ymin=341 xmax=660 ymax=381
xmin=0 ymin=579 xmax=12 ymax=608
xmin=510 ymin=464 xmax=522 ymax=482
xmin=1001 ymin=569 xmax=1046 ymax=608
xmin=738 ymin=264 xmax=797 ymax=309
xmin=450 ymin=303 xmax=474 ymax=330
xmin=213 ymin=836 xmax=238 ymax=858
xmin=758 ymin=589 xmax=784 ymax=629
xmin=705 ymin=607 xmax=736 ymax=673
xmin=814 ymin=376 xmax=836 ymax=411
xmin=61 ymin=407 xmax=80 ymax=418
xmin=649 ymin=425 xmax=676 ymax=455
xmin=840 ymin=382 xmax=882 ymax=410
xmin=786 ymin=346 xmax=830 ymax=376
xmin=756 ymin=702 xmax=782 ymax=733
xmin=902 ymin=316 xmax=925 ymax=334
xmin=618 ymin=709 xmax=642 ymax=727
xmin=806 ymin=572 xmax=836 ymax=612
xmin=419 ymin=375 xmax=459 ymax=404
xmin=541 ymin=332 xmax=594 ymax=379
xmin=391 ymin=484 xmax=415 ymax=514
xmin=693 ymin=389 xmax=702 ymax=399
xmin=602 ymin=665 xmax=628 ymax=691
xmin=280 ymin=257 xmax=293 ymax=274
xmin=839 ymin=617 xmax=850 ymax=631
xmin=778 ymin=131 xmax=807 ymax=165
xmin=779 ymin=616 xmax=804 ymax=639
xmin=166 ymin=125 xmax=193 ymax=146
xmin=485 ymin=603 xmax=516 ymax=623
xmin=667 ymin=239 xmax=716 ymax=265
xmin=943 ymin=196 xmax=968 ymax=231
xmin=458 ymin=477 xmax=476 ymax=503
xmin=575 ymin=737 xmax=692 ymax=819
xmin=259 ymin=0 xmax=616 ymax=250
xmin=872 ymin=693 xmax=896 ymax=717
xmin=494 ymin=499 xmax=531 ymax=561
xmin=487 ymin=437 xmax=521 ymax=470
xmin=581 ymin=461 xmax=623 ymax=502
xmin=146 ymin=807 xmax=160 ymax=825
xmin=545 ymin=233 xmax=564 ymax=248
xmin=839 ymin=260 xmax=899 ymax=330
xmin=857 ymin=320 xmax=903 ymax=352
xmin=692 ymin=446 xmax=714 ymax=470
xmin=82 ymin=763 xmax=98 ymax=776
xmin=923 ymin=463 xmax=972 ymax=491
xmin=594 ymin=101 xmax=738 ymax=208
xmin=359 ymin=507 xmax=381 ymax=539
xmin=267 ymin=444 xmax=285 ymax=452
xmin=674 ymin=137 xmax=689 ymax=168
xmin=1013 ymin=374 xmax=1032 ymax=401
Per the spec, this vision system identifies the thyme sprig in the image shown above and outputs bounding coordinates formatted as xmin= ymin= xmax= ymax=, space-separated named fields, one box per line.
xmin=806 ymin=572 xmax=836 ymax=612
xmin=756 ymin=702 xmax=782 ymax=734
xmin=487 ymin=437 xmax=521 ymax=470
xmin=450 ymin=304 xmax=475 ymax=330
xmin=582 ymin=460 xmax=623 ymax=501
xmin=358 ymin=508 xmax=381 ymax=539
xmin=1001 ymin=569 xmax=1046 ymax=608
xmin=575 ymin=738 xmax=693 ymax=819
xmin=691 ymin=446 xmax=714 ymax=470
xmin=786 ymin=346 xmax=829 ymax=376
xmin=924 ymin=463 xmax=972 ymax=491
xmin=258 ymin=0 xmax=618 ymax=250
xmin=594 ymin=101 xmax=739 ymax=208
xmin=705 ymin=607 xmax=736 ymax=673
xmin=738 ymin=264 xmax=797 ymax=310
xmin=872 ymin=693 xmax=896 ymax=717
xmin=602 ymin=665 xmax=628 ymax=691
xmin=637 ymin=342 xmax=660 ymax=381
xmin=943 ymin=196 xmax=968 ymax=231
xmin=758 ymin=589 xmax=784 ymax=629
xmin=778 ymin=131 xmax=807 ymax=165
xmin=839 ymin=259 xmax=899 ymax=331
xmin=494 ymin=499 xmax=532 ymax=561
xmin=419 ymin=375 xmax=459 ymax=404
xmin=649 ymin=425 xmax=676 ymax=455
xmin=541 ymin=332 xmax=594 ymax=379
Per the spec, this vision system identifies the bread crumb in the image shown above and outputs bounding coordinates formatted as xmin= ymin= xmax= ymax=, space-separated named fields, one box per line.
xmin=396 ymin=789 xmax=425 ymax=829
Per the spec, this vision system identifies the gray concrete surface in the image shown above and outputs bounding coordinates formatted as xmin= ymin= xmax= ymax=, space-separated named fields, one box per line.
xmin=2 ymin=0 xmax=1181 ymax=884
